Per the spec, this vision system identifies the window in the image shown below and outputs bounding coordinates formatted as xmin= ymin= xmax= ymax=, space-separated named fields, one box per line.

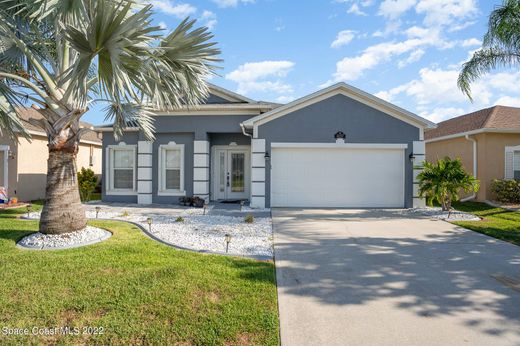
xmin=158 ymin=144 xmax=185 ymax=195
xmin=106 ymin=145 xmax=136 ymax=194
xmin=514 ymin=151 xmax=520 ymax=180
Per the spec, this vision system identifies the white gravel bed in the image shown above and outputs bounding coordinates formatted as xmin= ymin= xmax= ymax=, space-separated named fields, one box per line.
xmin=23 ymin=209 xmax=273 ymax=257
xmin=402 ymin=207 xmax=481 ymax=221
xmin=18 ymin=226 xmax=111 ymax=250
xmin=132 ymin=214 xmax=273 ymax=257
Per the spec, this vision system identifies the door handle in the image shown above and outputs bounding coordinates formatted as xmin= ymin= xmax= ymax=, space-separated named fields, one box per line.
xmin=226 ymin=172 xmax=230 ymax=187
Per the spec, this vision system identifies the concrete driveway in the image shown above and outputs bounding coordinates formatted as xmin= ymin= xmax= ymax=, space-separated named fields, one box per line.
xmin=273 ymin=209 xmax=520 ymax=346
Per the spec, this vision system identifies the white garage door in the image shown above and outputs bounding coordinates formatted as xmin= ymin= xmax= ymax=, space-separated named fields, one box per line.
xmin=270 ymin=145 xmax=405 ymax=208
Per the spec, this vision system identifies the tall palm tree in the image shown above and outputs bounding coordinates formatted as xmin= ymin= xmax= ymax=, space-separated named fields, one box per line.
xmin=0 ymin=0 xmax=220 ymax=235
xmin=458 ymin=0 xmax=520 ymax=99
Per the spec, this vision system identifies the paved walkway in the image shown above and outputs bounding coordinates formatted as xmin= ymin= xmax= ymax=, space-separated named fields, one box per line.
xmin=273 ymin=209 xmax=520 ymax=346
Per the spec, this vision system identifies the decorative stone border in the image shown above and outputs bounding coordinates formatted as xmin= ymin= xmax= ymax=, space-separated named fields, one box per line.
xmin=16 ymin=227 xmax=112 ymax=251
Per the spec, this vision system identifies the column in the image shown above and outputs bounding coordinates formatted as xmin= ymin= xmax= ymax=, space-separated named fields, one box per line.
xmin=137 ymin=141 xmax=153 ymax=204
xmin=193 ymin=140 xmax=210 ymax=202
xmin=250 ymin=139 xmax=266 ymax=209
xmin=412 ymin=140 xmax=426 ymax=208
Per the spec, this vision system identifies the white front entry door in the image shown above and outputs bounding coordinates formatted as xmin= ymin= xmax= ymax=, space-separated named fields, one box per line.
xmin=213 ymin=147 xmax=250 ymax=201
xmin=271 ymin=146 xmax=405 ymax=208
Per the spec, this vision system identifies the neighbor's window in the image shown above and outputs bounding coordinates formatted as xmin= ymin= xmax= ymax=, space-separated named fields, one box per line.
xmin=159 ymin=144 xmax=185 ymax=195
xmin=514 ymin=151 xmax=520 ymax=180
xmin=108 ymin=146 xmax=136 ymax=193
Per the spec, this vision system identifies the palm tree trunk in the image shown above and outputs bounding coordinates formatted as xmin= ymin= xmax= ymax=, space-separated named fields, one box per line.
xmin=39 ymin=150 xmax=87 ymax=235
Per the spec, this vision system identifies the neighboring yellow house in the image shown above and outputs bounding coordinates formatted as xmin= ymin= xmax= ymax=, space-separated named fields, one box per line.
xmin=0 ymin=108 xmax=102 ymax=202
xmin=425 ymin=106 xmax=520 ymax=202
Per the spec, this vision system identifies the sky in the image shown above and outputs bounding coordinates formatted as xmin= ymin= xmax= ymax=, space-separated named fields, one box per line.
xmin=83 ymin=0 xmax=519 ymax=125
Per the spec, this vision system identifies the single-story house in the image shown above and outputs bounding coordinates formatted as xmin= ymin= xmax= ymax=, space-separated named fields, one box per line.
xmin=96 ymin=83 xmax=435 ymax=208
xmin=0 ymin=108 xmax=102 ymax=202
xmin=425 ymin=105 xmax=520 ymax=201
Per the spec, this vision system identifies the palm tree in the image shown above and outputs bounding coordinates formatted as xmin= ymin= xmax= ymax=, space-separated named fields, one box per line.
xmin=458 ymin=0 xmax=520 ymax=99
xmin=417 ymin=157 xmax=480 ymax=211
xmin=0 ymin=0 xmax=220 ymax=234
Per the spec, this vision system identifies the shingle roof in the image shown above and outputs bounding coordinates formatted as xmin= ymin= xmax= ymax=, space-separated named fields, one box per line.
xmin=425 ymin=105 xmax=520 ymax=140
xmin=16 ymin=108 xmax=102 ymax=144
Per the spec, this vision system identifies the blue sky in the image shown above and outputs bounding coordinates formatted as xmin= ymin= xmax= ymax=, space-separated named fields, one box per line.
xmin=84 ymin=0 xmax=517 ymax=125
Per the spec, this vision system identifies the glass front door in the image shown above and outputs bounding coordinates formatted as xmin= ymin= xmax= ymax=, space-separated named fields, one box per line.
xmin=214 ymin=147 xmax=250 ymax=200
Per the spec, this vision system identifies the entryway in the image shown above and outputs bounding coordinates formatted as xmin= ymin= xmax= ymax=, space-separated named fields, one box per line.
xmin=212 ymin=146 xmax=250 ymax=201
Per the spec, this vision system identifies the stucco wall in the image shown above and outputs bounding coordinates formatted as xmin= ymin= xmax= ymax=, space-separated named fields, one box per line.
xmin=14 ymin=135 xmax=102 ymax=201
xmin=426 ymin=133 xmax=520 ymax=201
xmin=257 ymin=94 xmax=421 ymax=208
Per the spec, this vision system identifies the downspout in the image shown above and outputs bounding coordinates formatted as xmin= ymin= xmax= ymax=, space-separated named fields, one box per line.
xmin=461 ymin=134 xmax=477 ymax=202
xmin=240 ymin=123 xmax=253 ymax=138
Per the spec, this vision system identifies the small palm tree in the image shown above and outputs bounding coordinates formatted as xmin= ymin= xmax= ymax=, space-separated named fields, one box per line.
xmin=458 ymin=0 xmax=520 ymax=99
xmin=0 ymin=0 xmax=220 ymax=234
xmin=418 ymin=157 xmax=480 ymax=211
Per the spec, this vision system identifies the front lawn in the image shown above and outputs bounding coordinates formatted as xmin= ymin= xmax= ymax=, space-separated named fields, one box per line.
xmin=0 ymin=206 xmax=279 ymax=345
xmin=451 ymin=201 xmax=520 ymax=246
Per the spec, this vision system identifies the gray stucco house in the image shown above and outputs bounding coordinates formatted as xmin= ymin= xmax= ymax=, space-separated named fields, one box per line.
xmin=96 ymin=83 xmax=435 ymax=209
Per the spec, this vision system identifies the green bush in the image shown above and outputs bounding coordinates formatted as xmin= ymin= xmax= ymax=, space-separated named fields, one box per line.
xmin=491 ymin=179 xmax=520 ymax=203
xmin=77 ymin=167 xmax=98 ymax=202
xmin=244 ymin=214 xmax=254 ymax=224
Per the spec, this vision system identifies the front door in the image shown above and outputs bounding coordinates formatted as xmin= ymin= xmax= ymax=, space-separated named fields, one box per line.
xmin=213 ymin=147 xmax=250 ymax=201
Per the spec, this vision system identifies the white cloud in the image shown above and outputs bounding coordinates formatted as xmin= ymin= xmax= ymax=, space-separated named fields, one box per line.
xmin=200 ymin=10 xmax=217 ymax=30
xmin=419 ymin=107 xmax=466 ymax=122
xmin=331 ymin=30 xmax=356 ymax=48
xmin=495 ymin=96 xmax=520 ymax=107
xmin=158 ymin=21 xmax=168 ymax=30
xmin=397 ymin=49 xmax=424 ymax=68
xmin=415 ymin=0 xmax=478 ymax=28
xmin=225 ymin=61 xmax=295 ymax=95
xmin=150 ymin=1 xmax=196 ymax=18
xmin=347 ymin=4 xmax=367 ymax=15
xmin=378 ymin=0 xmax=416 ymax=19
xmin=275 ymin=95 xmax=296 ymax=103
xmin=461 ymin=38 xmax=481 ymax=47
xmin=212 ymin=0 xmax=255 ymax=8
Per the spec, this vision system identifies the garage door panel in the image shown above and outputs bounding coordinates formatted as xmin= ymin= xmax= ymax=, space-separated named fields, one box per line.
xmin=271 ymin=147 xmax=405 ymax=208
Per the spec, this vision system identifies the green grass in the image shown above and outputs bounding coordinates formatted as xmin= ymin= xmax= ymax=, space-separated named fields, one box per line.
xmin=0 ymin=209 xmax=279 ymax=345
xmin=0 ymin=200 xmax=44 ymax=219
xmin=451 ymin=201 xmax=520 ymax=246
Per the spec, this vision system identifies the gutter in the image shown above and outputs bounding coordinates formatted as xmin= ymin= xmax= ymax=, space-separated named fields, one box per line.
xmin=461 ymin=134 xmax=477 ymax=202
xmin=240 ymin=123 xmax=252 ymax=138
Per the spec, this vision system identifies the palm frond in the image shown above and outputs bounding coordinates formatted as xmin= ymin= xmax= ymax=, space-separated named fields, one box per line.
xmin=103 ymin=102 xmax=155 ymax=141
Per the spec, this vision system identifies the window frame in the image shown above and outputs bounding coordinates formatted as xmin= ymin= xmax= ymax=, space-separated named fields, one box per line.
xmin=514 ymin=150 xmax=520 ymax=179
xmin=158 ymin=143 xmax=185 ymax=196
xmin=106 ymin=144 xmax=137 ymax=195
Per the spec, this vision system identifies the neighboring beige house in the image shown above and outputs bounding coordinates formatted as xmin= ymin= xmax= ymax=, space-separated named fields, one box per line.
xmin=425 ymin=105 xmax=520 ymax=201
xmin=0 ymin=108 xmax=102 ymax=202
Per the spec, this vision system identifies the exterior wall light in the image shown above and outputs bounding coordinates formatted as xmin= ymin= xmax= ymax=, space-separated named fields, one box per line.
xmin=409 ymin=153 xmax=416 ymax=162
xmin=334 ymin=131 xmax=346 ymax=139
xmin=264 ymin=151 xmax=270 ymax=160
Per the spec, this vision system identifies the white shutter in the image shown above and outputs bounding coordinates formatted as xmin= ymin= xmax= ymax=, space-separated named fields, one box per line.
xmin=505 ymin=149 xmax=514 ymax=179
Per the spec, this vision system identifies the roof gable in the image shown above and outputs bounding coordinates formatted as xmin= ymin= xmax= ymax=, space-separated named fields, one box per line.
xmin=242 ymin=82 xmax=436 ymax=130
xmin=207 ymin=83 xmax=254 ymax=103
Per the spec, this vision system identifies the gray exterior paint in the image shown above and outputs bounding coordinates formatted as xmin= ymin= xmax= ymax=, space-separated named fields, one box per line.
xmin=257 ymin=94 xmax=420 ymax=208
xmin=101 ymin=115 xmax=252 ymax=203
xmin=205 ymin=93 xmax=237 ymax=104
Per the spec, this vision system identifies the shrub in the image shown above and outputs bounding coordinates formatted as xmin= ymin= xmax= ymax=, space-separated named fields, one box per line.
xmin=491 ymin=179 xmax=520 ymax=203
xmin=77 ymin=167 xmax=98 ymax=202
xmin=244 ymin=214 xmax=254 ymax=224
xmin=175 ymin=216 xmax=184 ymax=223
xmin=418 ymin=157 xmax=479 ymax=211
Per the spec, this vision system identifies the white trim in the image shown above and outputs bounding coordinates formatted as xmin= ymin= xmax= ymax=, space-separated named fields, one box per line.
xmin=242 ymin=82 xmax=436 ymax=130
xmin=153 ymin=109 xmax=266 ymax=116
xmin=0 ymin=145 xmax=9 ymax=192
xmin=270 ymin=142 xmax=408 ymax=149
xmin=157 ymin=143 xmax=186 ymax=197
xmin=105 ymin=144 xmax=137 ymax=195
xmin=138 ymin=194 xmax=153 ymax=205
xmin=425 ymin=128 xmax=520 ymax=143
xmin=505 ymin=145 xmax=520 ymax=153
